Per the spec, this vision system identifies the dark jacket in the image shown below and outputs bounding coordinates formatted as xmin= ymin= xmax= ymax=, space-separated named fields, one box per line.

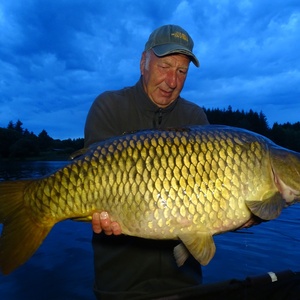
xmin=84 ymin=77 xmax=209 ymax=147
xmin=84 ymin=77 xmax=209 ymax=300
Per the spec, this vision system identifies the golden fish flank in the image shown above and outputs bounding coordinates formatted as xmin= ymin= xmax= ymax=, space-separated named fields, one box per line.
xmin=1 ymin=125 xmax=300 ymax=275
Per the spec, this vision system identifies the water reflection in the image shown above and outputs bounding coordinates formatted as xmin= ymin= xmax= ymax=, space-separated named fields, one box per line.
xmin=0 ymin=160 xmax=69 ymax=181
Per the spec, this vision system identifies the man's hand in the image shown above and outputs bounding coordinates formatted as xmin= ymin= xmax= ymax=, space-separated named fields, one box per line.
xmin=92 ymin=211 xmax=122 ymax=235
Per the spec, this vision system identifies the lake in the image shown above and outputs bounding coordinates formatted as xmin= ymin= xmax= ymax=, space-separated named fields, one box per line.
xmin=0 ymin=161 xmax=299 ymax=299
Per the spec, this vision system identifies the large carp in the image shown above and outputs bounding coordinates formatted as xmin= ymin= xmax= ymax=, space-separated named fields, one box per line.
xmin=0 ymin=125 xmax=299 ymax=275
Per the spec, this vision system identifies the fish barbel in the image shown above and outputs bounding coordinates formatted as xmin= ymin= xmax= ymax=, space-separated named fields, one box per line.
xmin=0 ymin=125 xmax=299 ymax=274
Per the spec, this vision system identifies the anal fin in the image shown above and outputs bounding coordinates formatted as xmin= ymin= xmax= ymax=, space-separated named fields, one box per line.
xmin=175 ymin=232 xmax=216 ymax=267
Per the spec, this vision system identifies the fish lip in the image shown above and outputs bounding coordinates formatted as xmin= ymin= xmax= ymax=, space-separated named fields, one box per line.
xmin=273 ymin=166 xmax=300 ymax=204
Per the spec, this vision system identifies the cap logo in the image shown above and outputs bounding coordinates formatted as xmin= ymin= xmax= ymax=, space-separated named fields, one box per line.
xmin=171 ymin=32 xmax=188 ymax=42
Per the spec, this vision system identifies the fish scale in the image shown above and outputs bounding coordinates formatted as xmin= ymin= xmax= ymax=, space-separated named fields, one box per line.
xmin=0 ymin=125 xmax=300 ymax=275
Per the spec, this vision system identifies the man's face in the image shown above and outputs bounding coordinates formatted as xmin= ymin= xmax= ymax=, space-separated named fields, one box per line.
xmin=140 ymin=50 xmax=190 ymax=108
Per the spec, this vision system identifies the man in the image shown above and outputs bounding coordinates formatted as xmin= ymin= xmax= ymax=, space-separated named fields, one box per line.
xmin=84 ymin=24 xmax=209 ymax=299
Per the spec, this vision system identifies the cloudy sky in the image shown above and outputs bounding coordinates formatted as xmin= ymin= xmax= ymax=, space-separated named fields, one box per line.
xmin=0 ymin=0 xmax=299 ymax=140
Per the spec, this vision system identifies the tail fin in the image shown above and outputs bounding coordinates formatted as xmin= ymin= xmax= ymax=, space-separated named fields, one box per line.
xmin=0 ymin=180 xmax=52 ymax=275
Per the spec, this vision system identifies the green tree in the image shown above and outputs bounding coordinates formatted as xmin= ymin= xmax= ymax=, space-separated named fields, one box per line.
xmin=7 ymin=121 xmax=14 ymax=130
xmin=0 ymin=128 xmax=22 ymax=158
xmin=15 ymin=120 xmax=23 ymax=134
xmin=9 ymin=138 xmax=40 ymax=158
xmin=38 ymin=129 xmax=53 ymax=151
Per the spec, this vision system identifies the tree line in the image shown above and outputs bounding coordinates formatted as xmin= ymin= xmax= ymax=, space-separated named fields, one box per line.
xmin=0 ymin=120 xmax=84 ymax=160
xmin=204 ymin=106 xmax=300 ymax=152
xmin=0 ymin=107 xmax=299 ymax=160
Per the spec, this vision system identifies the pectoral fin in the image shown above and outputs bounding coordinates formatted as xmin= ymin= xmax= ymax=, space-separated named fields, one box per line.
xmin=175 ymin=232 xmax=216 ymax=267
xmin=245 ymin=192 xmax=285 ymax=220
xmin=69 ymin=147 xmax=89 ymax=159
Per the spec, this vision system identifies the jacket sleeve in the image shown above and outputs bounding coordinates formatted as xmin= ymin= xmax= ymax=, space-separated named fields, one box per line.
xmin=176 ymin=97 xmax=210 ymax=126
xmin=193 ymin=106 xmax=210 ymax=125
xmin=84 ymin=92 xmax=120 ymax=147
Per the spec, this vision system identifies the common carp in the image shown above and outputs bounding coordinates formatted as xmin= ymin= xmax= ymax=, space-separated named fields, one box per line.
xmin=0 ymin=125 xmax=299 ymax=275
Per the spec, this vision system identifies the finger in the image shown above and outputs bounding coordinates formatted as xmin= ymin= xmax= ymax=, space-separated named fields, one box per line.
xmin=92 ymin=212 xmax=102 ymax=234
xmin=100 ymin=211 xmax=113 ymax=235
xmin=111 ymin=221 xmax=122 ymax=235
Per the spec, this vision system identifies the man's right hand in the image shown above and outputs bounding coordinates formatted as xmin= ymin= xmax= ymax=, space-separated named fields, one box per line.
xmin=92 ymin=211 xmax=122 ymax=235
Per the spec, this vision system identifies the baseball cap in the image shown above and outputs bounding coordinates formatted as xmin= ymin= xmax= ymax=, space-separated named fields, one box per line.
xmin=144 ymin=24 xmax=199 ymax=67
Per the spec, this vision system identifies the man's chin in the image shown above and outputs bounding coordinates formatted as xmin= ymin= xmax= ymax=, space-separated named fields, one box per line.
xmin=152 ymin=96 xmax=176 ymax=108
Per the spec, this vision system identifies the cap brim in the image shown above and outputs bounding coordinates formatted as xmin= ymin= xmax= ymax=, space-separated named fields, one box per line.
xmin=152 ymin=44 xmax=200 ymax=67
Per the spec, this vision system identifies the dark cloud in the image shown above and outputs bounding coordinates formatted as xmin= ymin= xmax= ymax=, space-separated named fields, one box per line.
xmin=0 ymin=0 xmax=299 ymax=139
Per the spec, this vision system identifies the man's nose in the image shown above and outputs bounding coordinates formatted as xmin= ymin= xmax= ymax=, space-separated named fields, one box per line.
xmin=165 ymin=70 xmax=177 ymax=89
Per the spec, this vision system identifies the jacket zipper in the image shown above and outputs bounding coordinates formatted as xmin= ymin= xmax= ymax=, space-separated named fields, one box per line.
xmin=153 ymin=109 xmax=163 ymax=128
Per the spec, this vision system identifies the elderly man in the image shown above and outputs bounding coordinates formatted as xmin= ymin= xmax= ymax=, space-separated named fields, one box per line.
xmin=84 ymin=24 xmax=209 ymax=299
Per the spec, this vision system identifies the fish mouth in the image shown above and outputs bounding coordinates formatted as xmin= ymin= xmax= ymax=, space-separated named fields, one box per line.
xmin=273 ymin=168 xmax=300 ymax=204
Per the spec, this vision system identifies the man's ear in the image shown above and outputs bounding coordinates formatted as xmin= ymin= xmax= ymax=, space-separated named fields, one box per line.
xmin=140 ymin=51 xmax=146 ymax=75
